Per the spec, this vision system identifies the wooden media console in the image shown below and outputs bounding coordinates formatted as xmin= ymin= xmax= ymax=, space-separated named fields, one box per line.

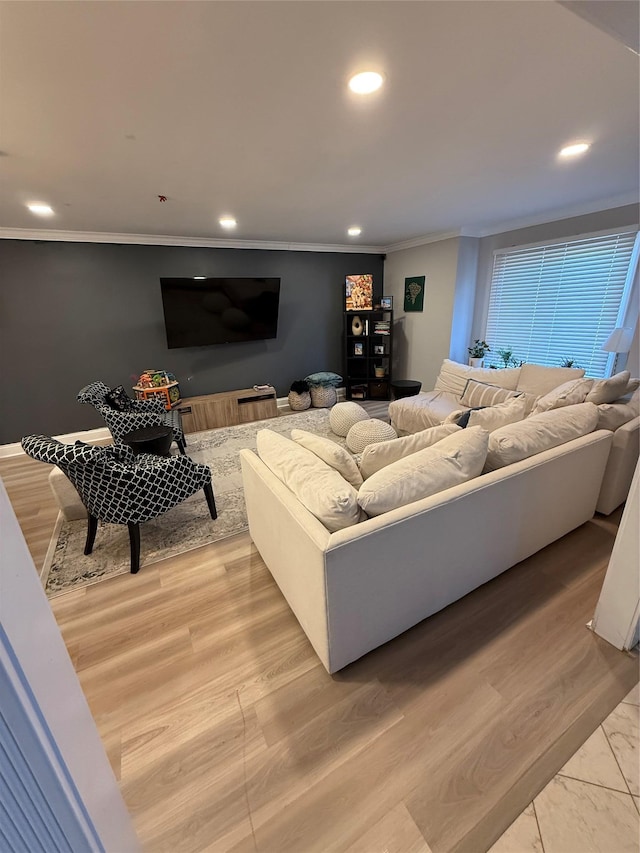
xmin=176 ymin=387 xmax=278 ymax=432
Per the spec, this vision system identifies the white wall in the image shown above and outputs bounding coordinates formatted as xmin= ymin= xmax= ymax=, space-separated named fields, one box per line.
xmin=384 ymin=237 xmax=461 ymax=391
xmin=0 ymin=479 xmax=139 ymax=851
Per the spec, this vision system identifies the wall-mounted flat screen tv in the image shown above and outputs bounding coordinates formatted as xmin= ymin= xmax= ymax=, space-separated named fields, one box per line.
xmin=160 ymin=277 xmax=281 ymax=349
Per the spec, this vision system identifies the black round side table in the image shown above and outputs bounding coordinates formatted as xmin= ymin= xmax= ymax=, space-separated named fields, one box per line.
xmin=390 ymin=380 xmax=422 ymax=400
xmin=122 ymin=425 xmax=173 ymax=456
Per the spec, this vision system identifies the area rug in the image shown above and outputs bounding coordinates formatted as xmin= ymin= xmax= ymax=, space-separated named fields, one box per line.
xmin=42 ymin=408 xmax=346 ymax=597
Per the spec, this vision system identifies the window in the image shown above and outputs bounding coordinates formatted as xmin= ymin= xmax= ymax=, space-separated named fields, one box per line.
xmin=485 ymin=229 xmax=639 ymax=377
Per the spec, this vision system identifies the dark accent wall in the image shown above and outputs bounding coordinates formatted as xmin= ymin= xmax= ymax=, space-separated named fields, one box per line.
xmin=0 ymin=240 xmax=384 ymax=443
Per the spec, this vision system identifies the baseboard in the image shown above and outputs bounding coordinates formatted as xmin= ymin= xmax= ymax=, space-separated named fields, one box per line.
xmin=0 ymin=427 xmax=112 ymax=459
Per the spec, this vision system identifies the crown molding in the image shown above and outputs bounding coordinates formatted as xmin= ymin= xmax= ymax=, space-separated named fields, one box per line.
xmin=0 ymin=227 xmax=386 ymax=254
xmin=383 ymin=230 xmax=461 ymax=253
xmin=459 ymin=193 xmax=640 ymax=239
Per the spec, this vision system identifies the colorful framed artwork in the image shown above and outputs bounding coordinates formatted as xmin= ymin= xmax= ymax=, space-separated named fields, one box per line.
xmin=404 ymin=276 xmax=425 ymax=312
xmin=354 ymin=342 xmax=364 ymax=356
xmin=345 ymin=274 xmax=373 ymax=311
xmin=380 ymin=295 xmax=393 ymax=310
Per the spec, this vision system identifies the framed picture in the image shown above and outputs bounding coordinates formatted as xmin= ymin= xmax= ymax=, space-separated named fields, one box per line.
xmin=404 ymin=276 xmax=425 ymax=312
xmin=345 ymin=274 xmax=373 ymax=311
xmin=380 ymin=295 xmax=393 ymax=310
xmin=354 ymin=341 xmax=364 ymax=356
xmin=374 ymin=345 xmax=385 ymax=355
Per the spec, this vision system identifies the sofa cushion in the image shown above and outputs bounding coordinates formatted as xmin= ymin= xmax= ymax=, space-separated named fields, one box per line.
xmin=532 ymin=377 xmax=594 ymax=414
xmin=596 ymin=397 xmax=640 ymax=431
xmin=484 ymin=402 xmax=598 ymax=471
xmin=389 ymin=391 xmax=464 ymax=434
xmin=585 ymin=371 xmax=631 ymax=405
xmin=434 ymin=359 xmax=520 ymax=397
xmin=291 ymin=429 xmax=363 ymax=489
xmin=460 ymin=379 xmax=522 ymax=408
xmin=465 ymin=395 xmax=529 ymax=432
xmin=357 ymin=427 xmax=489 ymax=516
xmin=256 ymin=430 xmax=362 ymax=531
xmin=516 ymin=363 xmax=585 ymax=396
xmin=624 ymin=378 xmax=640 ymax=396
xmin=358 ymin=423 xmax=461 ymax=479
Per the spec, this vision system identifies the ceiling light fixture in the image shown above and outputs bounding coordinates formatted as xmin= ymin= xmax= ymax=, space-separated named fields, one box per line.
xmin=193 ymin=276 xmax=206 ymax=280
xmin=347 ymin=226 xmax=362 ymax=237
xmin=348 ymin=71 xmax=384 ymax=95
xmin=27 ymin=203 xmax=54 ymax=216
xmin=219 ymin=217 xmax=237 ymax=229
xmin=559 ymin=142 xmax=591 ymax=158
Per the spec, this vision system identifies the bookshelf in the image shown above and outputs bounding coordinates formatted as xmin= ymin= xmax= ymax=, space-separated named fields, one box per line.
xmin=343 ymin=309 xmax=393 ymax=401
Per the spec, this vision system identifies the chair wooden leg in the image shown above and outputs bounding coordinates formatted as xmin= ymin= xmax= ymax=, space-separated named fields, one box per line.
xmin=204 ymin=482 xmax=217 ymax=519
xmin=127 ymin=522 xmax=141 ymax=574
xmin=177 ymin=437 xmax=187 ymax=455
xmin=84 ymin=514 xmax=98 ymax=555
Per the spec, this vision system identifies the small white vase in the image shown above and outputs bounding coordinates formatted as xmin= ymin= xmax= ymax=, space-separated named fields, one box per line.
xmin=468 ymin=357 xmax=484 ymax=368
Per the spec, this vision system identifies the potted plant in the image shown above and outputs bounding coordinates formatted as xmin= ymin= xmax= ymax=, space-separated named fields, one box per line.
xmin=467 ymin=339 xmax=490 ymax=367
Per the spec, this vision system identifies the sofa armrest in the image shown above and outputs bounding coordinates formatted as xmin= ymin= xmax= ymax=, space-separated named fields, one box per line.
xmin=596 ymin=416 xmax=640 ymax=515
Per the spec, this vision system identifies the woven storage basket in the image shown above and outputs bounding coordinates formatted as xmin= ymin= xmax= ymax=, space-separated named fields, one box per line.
xmin=310 ymin=386 xmax=337 ymax=408
xmin=288 ymin=390 xmax=311 ymax=411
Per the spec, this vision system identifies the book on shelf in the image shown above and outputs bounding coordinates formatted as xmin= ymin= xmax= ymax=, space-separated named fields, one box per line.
xmin=374 ymin=320 xmax=390 ymax=335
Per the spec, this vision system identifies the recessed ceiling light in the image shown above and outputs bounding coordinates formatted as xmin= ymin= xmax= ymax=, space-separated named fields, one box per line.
xmin=219 ymin=217 xmax=237 ymax=229
xmin=559 ymin=142 xmax=591 ymax=158
xmin=27 ymin=203 xmax=54 ymax=216
xmin=347 ymin=226 xmax=362 ymax=237
xmin=348 ymin=71 xmax=384 ymax=95
xmin=193 ymin=276 xmax=206 ymax=280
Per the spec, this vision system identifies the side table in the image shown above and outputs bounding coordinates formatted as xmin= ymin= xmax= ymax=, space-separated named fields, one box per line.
xmin=390 ymin=380 xmax=422 ymax=400
xmin=122 ymin=425 xmax=173 ymax=456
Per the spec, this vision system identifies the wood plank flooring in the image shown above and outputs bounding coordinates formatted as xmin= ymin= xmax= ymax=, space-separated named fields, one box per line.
xmin=2 ymin=416 xmax=638 ymax=853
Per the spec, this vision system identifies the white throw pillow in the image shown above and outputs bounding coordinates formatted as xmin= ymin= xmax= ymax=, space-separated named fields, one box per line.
xmin=434 ymin=359 xmax=520 ymax=397
xmin=484 ymin=403 xmax=599 ymax=471
xmin=466 ymin=394 xmax=529 ymax=432
xmin=256 ymin=430 xmax=362 ymax=531
xmin=585 ymin=371 xmax=631 ymax=405
xmin=291 ymin=429 xmax=363 ymax=488
xmin=357 ymin=427 xmax=489 ymax=516
xmin=358 ymin=423 xmax=461 ymax=479
xmin=516 ymin=363 xmax=585 ymax=396
xmin=460 ymin=379 xmax=522 ymax=408
xmin=532 ymin=377 xmax=594 ymax=414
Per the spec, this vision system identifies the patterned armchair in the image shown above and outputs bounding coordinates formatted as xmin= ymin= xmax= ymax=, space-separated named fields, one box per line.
xmin=77 ymin=381 xmax=186 ymax=454
xmin=21 ymin=435 xmax=216 ymax=574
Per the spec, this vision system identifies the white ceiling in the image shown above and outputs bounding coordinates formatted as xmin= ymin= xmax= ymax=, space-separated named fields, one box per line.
xmin=0 ymin=1 xmax=638 ymax=251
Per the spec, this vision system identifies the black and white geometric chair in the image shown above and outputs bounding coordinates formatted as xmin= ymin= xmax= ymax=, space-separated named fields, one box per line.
xmin=77 ymin=381 xmax=187 ymax=454
xmin=21 ymin=435 xmax=216 ymax=574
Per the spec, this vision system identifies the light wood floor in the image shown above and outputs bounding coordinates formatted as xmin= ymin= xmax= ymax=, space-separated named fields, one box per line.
xmin=2 ymin=421 xmax=638 ymax=853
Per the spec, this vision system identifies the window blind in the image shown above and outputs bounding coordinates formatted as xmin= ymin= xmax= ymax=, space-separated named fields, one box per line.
xmin=486 ymin=230 xmax=638 ymax=378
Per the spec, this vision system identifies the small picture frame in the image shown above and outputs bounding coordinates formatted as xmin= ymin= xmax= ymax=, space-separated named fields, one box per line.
xmin=374 ymin=345 xmax=385 ymax=355
xmin=354 ymin=342 xmax=364 ymax=356
xmin=380 ymin=295 xmax=393 ymax=310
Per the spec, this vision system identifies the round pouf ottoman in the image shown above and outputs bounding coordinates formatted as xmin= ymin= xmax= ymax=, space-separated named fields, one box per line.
xmin=310 ymin=386 xmax=337 ymax=408
xmin=346 ymin=419 xmax=397 ymax=454
xmin=329 ymin=401 xmax=370 ymax=437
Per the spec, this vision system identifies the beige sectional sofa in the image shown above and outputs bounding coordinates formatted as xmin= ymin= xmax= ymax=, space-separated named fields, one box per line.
xmin=390 ymin=359 xmax=640 ymax=516
xmin=239 ymin=374 xmax=629 ymax=673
